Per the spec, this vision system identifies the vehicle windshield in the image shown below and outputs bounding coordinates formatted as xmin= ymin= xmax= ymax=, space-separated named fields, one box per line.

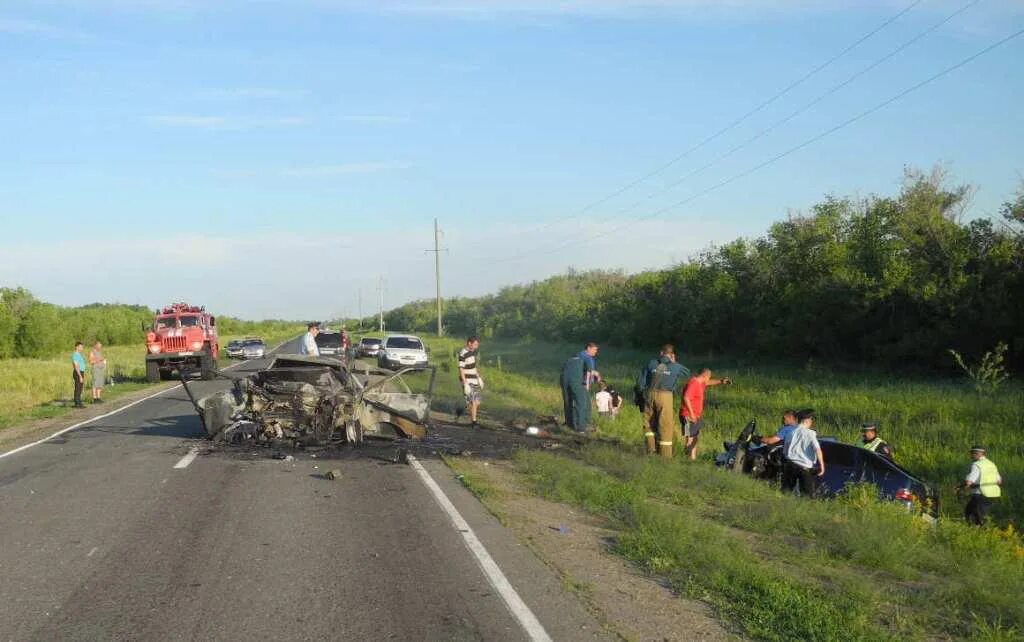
xmin=386 ymin=337 xmax=423 ymax=350
xmin=179 ymin=315 xmax=200 ymax=327
xmin=361 ymin=338 xmax=382 ymax=346
xmin=155 ymin=316 xmax=176 ymax=329
xmin=243 ymin=339 xmax=264 ymax=347
xmin=228 ymin=341 xmax=242 ymax=347
xmin=316 ymin=333 xmax=341 ymax=347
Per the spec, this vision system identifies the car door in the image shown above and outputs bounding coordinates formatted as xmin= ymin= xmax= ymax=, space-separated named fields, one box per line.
xmin=818 ymin=441 xmax=865 ymax=496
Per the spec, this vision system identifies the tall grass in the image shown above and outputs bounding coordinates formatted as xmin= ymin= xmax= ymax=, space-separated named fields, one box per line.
xmin=411 ymin=333 xmax=1022 ymax=522
xmin=0 ymin=327 xmax=303 ymax=430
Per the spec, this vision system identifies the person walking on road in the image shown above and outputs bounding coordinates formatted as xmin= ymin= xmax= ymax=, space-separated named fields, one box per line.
xmin=89 ymin=341 xmax=107 ymax=404
xmin=638 ymin=344 xmax=689 ymax=458
xmin=560 ymin=343 xmax=598 ymax=432
xmin=300 ymin=323 xmax=320 ymax=356
xmin=960 ymin=446 xmax=1002 ymax=526
xmin=857 ymin=421 xmax=894 ymax=460
xmin=71 ymin=341 xmax=87 ymax=409
xmin=680 ymin=368 xmax=732 ymax=461
xmin=782 ymin=409 xmax=825 ymax=497
xmin=458 ymin=336 xmax=484 ymax=427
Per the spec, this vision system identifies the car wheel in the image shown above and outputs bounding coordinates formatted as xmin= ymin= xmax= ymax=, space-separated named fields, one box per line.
xmin=146 ymin=361 xmax=160 ymax=383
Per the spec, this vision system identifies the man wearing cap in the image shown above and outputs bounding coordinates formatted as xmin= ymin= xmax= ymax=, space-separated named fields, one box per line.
xmin=857 ymin=421 xmax=893 ymax=460
xmin=782 ymin=409 xmax=825 ymax=497
xmin=960 ymin=446 xmax=1003 ymax=526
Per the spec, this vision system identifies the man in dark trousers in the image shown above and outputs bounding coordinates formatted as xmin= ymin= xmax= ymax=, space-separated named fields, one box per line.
xmin=782 ymin=409 xmax=825 ymax=497
xmin=560 ymin=343 xmax=598 ymax=432
xmin=71 ymin=341 xmax=87 ymax=409
xmin=638 ymin=344 xmax=689 ymax=457
xmin=960 ymin=446 xmax=1003 ymax=526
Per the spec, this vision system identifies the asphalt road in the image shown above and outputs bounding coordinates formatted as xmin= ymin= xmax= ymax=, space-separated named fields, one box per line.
xmin=0 ymin=338 xmax=607 ymax=641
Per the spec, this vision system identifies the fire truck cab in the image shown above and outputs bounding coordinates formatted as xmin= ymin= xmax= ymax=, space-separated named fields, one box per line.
xmin=145 ymin=303 xmax=220 ymax=382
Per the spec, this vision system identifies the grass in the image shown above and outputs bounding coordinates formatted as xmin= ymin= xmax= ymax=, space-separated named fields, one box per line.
xmin=0 ymin=327 xmax=303 ymax=431
xmin=401 ymin=331 xmax=1023 ymax=639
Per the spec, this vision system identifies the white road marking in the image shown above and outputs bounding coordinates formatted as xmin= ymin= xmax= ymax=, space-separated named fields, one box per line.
xmin=408 ymin=455 xmax=552 ymax=642
xmin=0 ymin=337 xmax=296 ymax=461
xmin=173 ymin=447 xmax=199 ymax=469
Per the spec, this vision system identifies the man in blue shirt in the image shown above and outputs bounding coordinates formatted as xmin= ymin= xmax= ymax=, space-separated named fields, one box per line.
xmin=578 ymin=342 xmax=600 ymax=389
xmin=560 ymin=342 xmax=599 ymax=432
xmin=638 ymin=344 xmax=689 ymax=458
xmin=759 ymin=410 xmax=797 ymax=446
xmin=71 ymin=341 xmax=88 ymax=409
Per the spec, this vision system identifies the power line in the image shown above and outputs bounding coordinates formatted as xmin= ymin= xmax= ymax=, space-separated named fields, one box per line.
xmin=466 ymin=0 xmax=925 ymax=252
xmin=484 ymin=24 xmax=1024 ymax=264
xmin=578 ymin=0 xmax=982 ymax=238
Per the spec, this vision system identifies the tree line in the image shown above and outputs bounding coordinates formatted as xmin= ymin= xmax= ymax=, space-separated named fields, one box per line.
xmin=382 ymin=168 xmax=1024 ymax=371
xmin=0 ymin=288 xmax=301 ymax=360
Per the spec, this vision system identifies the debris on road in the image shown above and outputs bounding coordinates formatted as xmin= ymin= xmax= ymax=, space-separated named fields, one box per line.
xmin=325 ymin=469 xmax=342 ymax=480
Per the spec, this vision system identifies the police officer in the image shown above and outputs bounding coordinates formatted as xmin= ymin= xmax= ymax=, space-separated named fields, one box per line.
xmin=960 ymin=446 xmax=1003 ymax=526
xmin=638 ymin=344 xmax=689 ymax=458
xmin=560 ymin=343 xmax=598 ymax=433
xmin=857 ymin=421 xmax=893 ymax=460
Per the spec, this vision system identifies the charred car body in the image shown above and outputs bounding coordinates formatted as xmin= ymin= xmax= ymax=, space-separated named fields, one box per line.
xmin=717 ymin=420 xmax=939 ymax=518
xmin=183 ymin=355 xmax=435 ymax=446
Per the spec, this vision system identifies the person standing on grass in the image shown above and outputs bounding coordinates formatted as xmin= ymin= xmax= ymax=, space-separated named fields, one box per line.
xmin=857 ymin=421 xmax=894 ymax=460
xmin=300 ymin=323 xmax=320 ymax=356
xmin=458 ymin=336 xmax=484 ymax=427
xmin=560 ymin=343 xmax=598 ymax=433
xmin=782 ymin=409 xmax=825 ymax=497
xmin=638 ymin=344 xmax=689 ymax=458
xmin=71 ymin=341 xmax=87 ymax=409
xmin=579 ymin=342 xmax=600 ymax=390
xmin=759 ymin=410 xmax=798 ymax=446
xmin=679 ymin=368 xmax=732 ymax=461
xmin=960 ymin=446 xmax=1002 ymax=526
xmin=595 ymin=381 xmax=613 ymax=418
xmin=89 ymin=341 xmax=107 ymax=404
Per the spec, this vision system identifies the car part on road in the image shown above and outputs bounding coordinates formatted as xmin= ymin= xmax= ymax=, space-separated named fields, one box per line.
xmin=182 ymin=355 xmax=436 ymax=448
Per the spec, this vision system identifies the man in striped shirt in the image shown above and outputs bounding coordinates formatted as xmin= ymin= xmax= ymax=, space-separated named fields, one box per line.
xmin=458 ymin=336 xmax=484 ymax=426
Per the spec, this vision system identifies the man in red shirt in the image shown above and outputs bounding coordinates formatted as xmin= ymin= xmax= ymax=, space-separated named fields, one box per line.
xmin=680 ymin=368 xmax=732 ymax=461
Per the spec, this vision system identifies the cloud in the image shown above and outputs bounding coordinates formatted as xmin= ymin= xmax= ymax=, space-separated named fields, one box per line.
xmin=0 ymin=16 xmax=104 ymax=43
xmin=340 ymin=114 xmax=411 ymax=125
xmin=149 ymin=114 xmax=310 ymax=129
xmin=281 ymin=162 xmax=413 ymax=176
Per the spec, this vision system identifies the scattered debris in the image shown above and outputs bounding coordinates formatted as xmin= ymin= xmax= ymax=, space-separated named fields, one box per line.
xmin=325 ymin=469 xmax=342 ymax=480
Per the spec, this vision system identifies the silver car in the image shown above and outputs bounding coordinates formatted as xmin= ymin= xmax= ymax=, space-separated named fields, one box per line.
xmin=241 ymin=338 xmax=266 ymax=359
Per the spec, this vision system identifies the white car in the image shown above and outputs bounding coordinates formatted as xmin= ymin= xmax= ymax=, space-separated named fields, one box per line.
xmin=377 ymin=334 xmax=429 ymax=369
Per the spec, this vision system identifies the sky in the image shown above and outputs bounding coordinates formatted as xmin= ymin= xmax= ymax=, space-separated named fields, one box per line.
xmin=1 ymin=0 xmax=1022 ymax=320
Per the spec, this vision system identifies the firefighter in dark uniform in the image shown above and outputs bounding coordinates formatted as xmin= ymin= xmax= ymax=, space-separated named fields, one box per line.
xmin=857 ymin=421 xmax=894 ymax=460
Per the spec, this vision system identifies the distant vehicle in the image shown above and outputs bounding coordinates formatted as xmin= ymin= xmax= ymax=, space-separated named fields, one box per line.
xmin=378 ymin=334 xmax=429 ymax=370
xmin=144 ymin=303 xmax=219 ymax=382
xmin=355 ymin=337 xmax=383 ymax=359
xmin=241 ymin=338 xmax=266 ymax=359
xmin=716 ymin=420 xmax=939 ymax=519
xmin=315 ymin=331 xmax=344 ymax=357
xmin=225 ymin=340 xmax=245 ymax=359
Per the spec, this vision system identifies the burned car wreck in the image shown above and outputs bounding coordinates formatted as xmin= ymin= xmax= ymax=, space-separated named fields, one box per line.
xmin=182 ymin=355 xmax=435 ymax=446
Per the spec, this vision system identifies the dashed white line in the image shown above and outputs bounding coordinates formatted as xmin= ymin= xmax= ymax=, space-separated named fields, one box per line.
xmin=408 ymin=454 xmax=552 ymax=642
xmin=173 ymin=447 xmax=199 ymax=469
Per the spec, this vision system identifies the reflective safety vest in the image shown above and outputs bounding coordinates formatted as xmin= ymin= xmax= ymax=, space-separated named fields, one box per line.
xmin=860 ymin=437 xmax=885 ymax=452
xmin=976 ymin=458 xmax=1002 ymax=499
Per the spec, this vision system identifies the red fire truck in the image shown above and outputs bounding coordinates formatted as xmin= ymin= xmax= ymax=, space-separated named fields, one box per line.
xmin=144 ymin=303 xmax=220 ymax=382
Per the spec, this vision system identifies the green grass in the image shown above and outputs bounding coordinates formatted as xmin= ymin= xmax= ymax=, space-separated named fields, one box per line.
xmin=0 ymin=327 xmax=303 ymax=431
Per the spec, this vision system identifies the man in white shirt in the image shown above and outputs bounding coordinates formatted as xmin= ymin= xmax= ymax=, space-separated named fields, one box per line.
xmin=782 ymin=408 xmax=825 ymax=497
xmin=595 ymin=381 xmax=613 ymax=418
xmin=300 ymin=323 xmax=320 ymax=357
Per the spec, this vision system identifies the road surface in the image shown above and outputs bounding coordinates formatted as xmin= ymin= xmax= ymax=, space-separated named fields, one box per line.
xmin=0 ymin=338 xmax=607 ymax=641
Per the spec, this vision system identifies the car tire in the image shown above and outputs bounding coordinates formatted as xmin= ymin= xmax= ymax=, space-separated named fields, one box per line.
xmin=200 ymin=348 xmax=217 ymax=381
xmin=146 ymin=360 xmax=160 ymax=383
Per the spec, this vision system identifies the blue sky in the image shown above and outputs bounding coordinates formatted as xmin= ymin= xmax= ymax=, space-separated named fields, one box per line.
xmin=1 ymin=0 xmax=1022 ymax=320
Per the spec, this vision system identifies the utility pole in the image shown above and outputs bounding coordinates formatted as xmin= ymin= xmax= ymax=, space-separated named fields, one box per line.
xmin=377 ymin=276 xmax=385 ymax=333
xmin=424 ymin=218 xmax=447 ymax=337
xmin=357 ymin=289 xmax=362 ymax=331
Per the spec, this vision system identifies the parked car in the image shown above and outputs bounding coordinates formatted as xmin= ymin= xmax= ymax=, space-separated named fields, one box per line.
xmin=377 ymin=334 xmax=429 ymax=370
xmin=716 ymin=420 xmax=939 ymax=519
xmin=315 ymin=331 xmax=344 ymax=357
xmin=225 ymin=340 xmax=245 ymax=359
xmin=355 ymin=337 xmax=383 ymax=359
xmin=241 ymin=338 xmax=266 ymax=359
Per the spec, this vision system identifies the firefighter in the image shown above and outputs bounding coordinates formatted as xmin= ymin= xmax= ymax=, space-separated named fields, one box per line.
xmin=857 ymin=421 xmax=894 ymax=460
xmin=960 ymin=446 xmax=1003 ymax=526
xmin=638 ymin=344 xmax=689 ymax=458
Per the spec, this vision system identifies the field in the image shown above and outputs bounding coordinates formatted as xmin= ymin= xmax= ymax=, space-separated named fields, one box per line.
xmin=0 ymin=327 xmax=303 ymax=431
xmin=399 ymin=332 xmax=1023 ymax=640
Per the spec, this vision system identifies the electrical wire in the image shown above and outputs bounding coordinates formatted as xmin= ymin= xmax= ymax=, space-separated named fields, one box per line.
xmin=482 ymin=24 xmax=1024 ymax=264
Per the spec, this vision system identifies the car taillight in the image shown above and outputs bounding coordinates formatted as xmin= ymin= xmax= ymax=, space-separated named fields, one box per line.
xmin=895 ymin=488 xmax=916 ymax=502
xmin=148 ymin=344 xmax=161 ymax=354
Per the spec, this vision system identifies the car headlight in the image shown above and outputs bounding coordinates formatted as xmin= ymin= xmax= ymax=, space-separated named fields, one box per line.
xmin=148 ymin=344 xmax=161 ymax=354
xmin=191 ymin=341 xmax=203 ymax=351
